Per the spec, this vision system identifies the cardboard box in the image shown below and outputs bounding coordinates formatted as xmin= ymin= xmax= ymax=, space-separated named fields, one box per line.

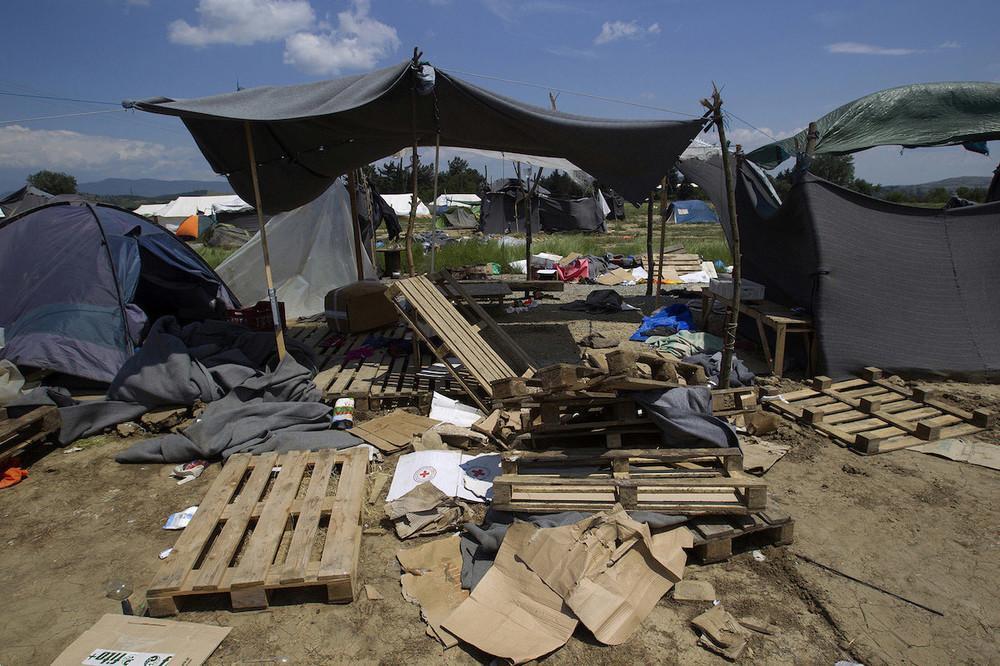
xmin=325 ymin=280 xmax=398 ymax=333
xmin=709 ymin=277 xmax=766 ymax=302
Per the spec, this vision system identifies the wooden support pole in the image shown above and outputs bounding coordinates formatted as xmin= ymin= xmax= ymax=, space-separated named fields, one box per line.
xmin=701 ymin=85 xmax=740 ymax=389
xmin=405 ymin=49 xmax=421 ymax=276
xmin=524 ymin=167 xmax=544 ymax=288
xmin=805 ymin=121 xmax=819 ymax=157
xmin=654 ymin=178 xmax=669 ymax=309
xmin=346 ymin=170 xmax=365 ymax=281
xmin=429 ymin=132 xmax=441 ymax=273
xmin=243 ymin=121 xmax=286 ymax=361
xmin=645 ymin=189 xmax=655 ymax=296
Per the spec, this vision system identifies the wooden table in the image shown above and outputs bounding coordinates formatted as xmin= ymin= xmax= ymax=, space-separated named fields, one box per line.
xmin=701 ymin=292 xmax=815 ymax=378
xmin=376 ymin=247 xmax=403 ymax=275
xmin=444 ymin=281 xmax=512 ymax=306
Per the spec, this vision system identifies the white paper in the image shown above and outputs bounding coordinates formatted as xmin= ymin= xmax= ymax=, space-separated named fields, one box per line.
xmin=680 ymin=270 xmax=711 ymax=284
xmin=163 ymin=506 xmax=198 ymax=530
xmin=387 ymin=451 xmax=500 ymax=503
xmin=430 ymin=392 xmax=485 ymax=428
xmin=631 ymin=266 xmax=648 ymax=281
xmin=84 ymin=650 xmax=173 ymax=665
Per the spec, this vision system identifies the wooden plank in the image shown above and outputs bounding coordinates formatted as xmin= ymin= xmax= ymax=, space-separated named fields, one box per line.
xmin=318 ymin=448 xmax=367 ymax=589
xmin=276 ymin=451 xmax=337 ymax=583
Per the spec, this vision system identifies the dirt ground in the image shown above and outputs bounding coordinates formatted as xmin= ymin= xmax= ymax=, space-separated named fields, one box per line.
xmin=1 ymin=283 xmax=998 ymax=665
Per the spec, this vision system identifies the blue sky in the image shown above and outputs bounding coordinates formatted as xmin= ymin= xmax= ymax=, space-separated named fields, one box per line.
xmin=1 ymin=0 xmax=998 ymax=192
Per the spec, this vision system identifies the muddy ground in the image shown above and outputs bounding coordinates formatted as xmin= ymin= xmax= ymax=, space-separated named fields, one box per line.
xmin=1 ymin=283 xmax=997 ymax=665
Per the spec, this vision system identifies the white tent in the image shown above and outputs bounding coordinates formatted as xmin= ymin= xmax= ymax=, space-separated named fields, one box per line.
xmin=216 ymin=180 xmax=375 ymax=319
xmin=154 ymin=195 xmax=251 ymax=231
xmin=434 ymin=193 xmax=480 ymax=209
xmin=133 ymin=203 xmax=166 ymax=217
xmin=381 ymin=194 xmax=431 ymax=217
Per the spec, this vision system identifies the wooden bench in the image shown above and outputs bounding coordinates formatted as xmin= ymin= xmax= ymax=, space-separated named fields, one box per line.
xmin=701 ymin=292 xmax=815 ymax=378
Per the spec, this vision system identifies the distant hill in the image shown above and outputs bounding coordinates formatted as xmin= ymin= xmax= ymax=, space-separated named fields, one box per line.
xmin=78 ymin=178 xmax=233 ymax=197
xmin=882 ymin=176 xmax=992 ymax=195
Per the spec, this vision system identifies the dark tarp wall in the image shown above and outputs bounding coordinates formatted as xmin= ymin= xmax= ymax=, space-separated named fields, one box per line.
xmin=0 ymin=185 xmax=54 ymax=217
xmin=538 ymin=196 xmax=606 ymax=232
xmin=0 ymin=202 xmax=237 ymax=383
xmin=131 ymin=61 xmax=704 ymax=213
xmin=682 ymin=158 xmax=1000 ymax=380
xmin=480 ymin=191 xmax=539 ymax=234
xmin=439 ymin=207 xmax=479 ymax=229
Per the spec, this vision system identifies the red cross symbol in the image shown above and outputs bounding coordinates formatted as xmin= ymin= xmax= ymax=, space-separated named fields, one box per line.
xmin=469 ymin=468 xmax=486 ymax=478
xmin=418 ymin=469 xmax=432 ymax=478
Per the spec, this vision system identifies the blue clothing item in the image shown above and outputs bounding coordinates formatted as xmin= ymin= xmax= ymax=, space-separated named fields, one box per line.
xmin=629 ymin=303 xmax=694 ymax=341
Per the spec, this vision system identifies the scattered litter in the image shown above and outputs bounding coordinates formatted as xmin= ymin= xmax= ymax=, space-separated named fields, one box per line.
xmin=385 ymin=482 xmax=470 ymax=539
xmin=739 ymin=616 xmax=778 ymax=635
xmin=909 ymin=438 xmax=1000 ymax=471
xmin=673 ymin=579 xmax=717 ymax=601
xmin=51 ymin=614 xmax=230 ymax=666
xmin=740 ymin=438 xmax=790 ymax=475
xmin=158 ymin=547 xmax=173 ymax=560
xmin=332 ymin=397 xmax=355 ymax=430
xmin=397 ymin=535 xmax=468 ymax=648
xmin=429 ymin=392 xmax=485 ymax=428
xmin=350 ymin=409 xmax=439 ymax=454
xmin=171 ymin=460 xmax=207 ymax=485
xmin=692 ymin=604 xmax=749 ymax=661
xmin=63 ymin=446 xmax=84 ymax=454
xmin=752 ymin=550 xmax=767 ymax=562
xmin=364 ymin=585 xmax=384 ymax=601
xmin=162 ymin=506 xmax=198 ymax=530
xmin=0 ymin=462 xmax=29 ymax=489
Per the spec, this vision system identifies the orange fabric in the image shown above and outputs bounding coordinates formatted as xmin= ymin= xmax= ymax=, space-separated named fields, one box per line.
xmin=176 ymin=214 xmax=201 ymax=239
xmin=0 ymin=462 xmax=28 ymax=489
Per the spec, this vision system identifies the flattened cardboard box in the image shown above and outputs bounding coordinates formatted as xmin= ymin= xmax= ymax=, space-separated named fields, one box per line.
xmin=51 ymin=614 xmax=231 ymax=666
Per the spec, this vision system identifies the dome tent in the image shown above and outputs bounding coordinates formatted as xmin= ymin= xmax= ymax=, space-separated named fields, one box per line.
xmin=0 ymin=201 xmax=238 ymax=383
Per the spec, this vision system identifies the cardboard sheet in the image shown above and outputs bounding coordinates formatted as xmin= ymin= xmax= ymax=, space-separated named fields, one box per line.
xmin=51 ymin=614 xmax=231 ymax=666
xmin=518 ymin=506 xmax=692 ymax=645
xmin=386 ymin=450 xmax=500 ymax=502
xmin=596 ymin=267 xmax=634 ymax=286
xmin=350 ymin=409 xmax=439 ymax=453
xmin=384 ymin=482 xmax=469 ymax=539
xmin=397 ymin=535 xmax=468 ymax=648
xmin=740 ymin=438 xmax=791 ymax=475
xmin=909 ymin=437 xmax=1000 ymax=471
xmin=442 ymin=522 xmax=578 ymax=664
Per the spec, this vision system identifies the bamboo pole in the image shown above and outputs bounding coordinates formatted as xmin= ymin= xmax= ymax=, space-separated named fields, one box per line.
xmin=429 ymin=133 xmax=441 ymax=273
xmin=347 ymin=170 xmax=365 ymax=281
xmin=243 ymin=121 xmax=286 ymax=361
xmin=654 ymin=176 xmax=669 ymax=308
xmin=701 ymin=85 xmax=740 ymax=389
xmin=644 ymin=189 xmax=655 ymax=296
xmin=405 ymin=49 xmax=420 ymax=276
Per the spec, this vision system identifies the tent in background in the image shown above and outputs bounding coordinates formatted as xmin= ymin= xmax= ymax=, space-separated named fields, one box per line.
xmin=217 ymin=180 xmax=375 ymax=319
xmin=175 ymin=214 xmax=214 ymax=239
xmin=672 ymin=199 xmax=718 ymax=224
xmin=437 ymin=207 xmax=479 ymax=229
xmin=434 ymin=193 xmax=480 ymax=209
xmin=0 ymin=201 xmax=237 ymax=383
xmin=0 ymin=185 xmax=54 ymax=217
xmin=381 ymin=193 xmax=431 ymax=217
xmin=133 ymin=203 xmax=167 ymax=217
xmin=154 ymin=194 xmax=251 ymax=231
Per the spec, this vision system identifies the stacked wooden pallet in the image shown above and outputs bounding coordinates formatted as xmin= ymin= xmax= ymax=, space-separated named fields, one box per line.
xmin=767 ymin=367 xmax=993 ymax=454
xmin=492 ymin=447 xmax=766 ymax=515
xmin=0 ymin=405 xmax=60 ymax=463
xmin=146 ymin=448 xmax=367 ymax=616
xmin=688 ymin=508 xmax=795 ymax=563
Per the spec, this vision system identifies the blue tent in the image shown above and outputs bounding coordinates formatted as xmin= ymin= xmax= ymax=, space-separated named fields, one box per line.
xmin=673 ymin=199 xmax=719 ymax=224
xmin=0 ymin=201 xmax=238 ymax=382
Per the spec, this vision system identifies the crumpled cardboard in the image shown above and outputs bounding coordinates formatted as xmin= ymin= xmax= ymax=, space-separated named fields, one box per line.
xmin=397 ymin=535 xmax=468 ymax=648
xmin=692 ymin=603 xmax=750 ymax=660
xmin=517 ymin=505 xmax=693 ymax=645
xmin=441 ymin=522 xmax=578 ymax=664
xmin=384 ymin=482 xmax=469 ymax=539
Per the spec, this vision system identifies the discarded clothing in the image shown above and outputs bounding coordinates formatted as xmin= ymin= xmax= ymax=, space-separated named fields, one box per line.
xmin=459 ymin=509 xmax=686 ymax=590
xmin=385 ymin=482 xmax=470 ymax=539
xmin=555 ymin=258 xmax=589 ymax=282
xmin=629 ymin=304 xmax=693 ymax=341
xmin=0 ymin=462 xmax=28 ymax=489
xmin=633 ymin=386 xmax=740 ymax=449
xmin=683 ymin=351 xmax=755 ymax=387
xmin=560 ymin=289 xmax=636 ymax=314
xmin=646 ymin=329 xmax=722 ymax=359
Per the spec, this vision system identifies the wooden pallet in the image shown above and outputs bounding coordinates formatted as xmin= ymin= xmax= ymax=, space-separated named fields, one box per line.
xmin=767 ymin=367 xmax=993 ymax=454
xmin=146 ymin=448 xmax=367 ymax=616
xmin=0 ymin=406 xmax=61 ymax=462
xmin=385 ymin=270 xmax=536 ymax=411
xmin=286 ymin=321 xmax=469 ymax=410
xmin=689 ymin=508 xmax=794 ymax=563
xmin=492 ymin=447 xmax=766 ymax=515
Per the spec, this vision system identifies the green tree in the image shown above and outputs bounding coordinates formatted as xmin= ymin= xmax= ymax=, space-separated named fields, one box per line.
xmin=809 ymin=154 xmax=855 ymax=187
xmin=538 ymin=170 xmax=586 ymax=197
xmin=27 ymin=169 xmax=77 ymax=194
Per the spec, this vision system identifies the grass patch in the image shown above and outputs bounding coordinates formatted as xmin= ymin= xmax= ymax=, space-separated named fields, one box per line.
xmin=195 ymin=245 xmax=237 ymax=269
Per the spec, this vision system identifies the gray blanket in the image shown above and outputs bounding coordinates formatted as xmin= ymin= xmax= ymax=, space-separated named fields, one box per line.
xmin=633 ymin=386 xmax=740 ymax=449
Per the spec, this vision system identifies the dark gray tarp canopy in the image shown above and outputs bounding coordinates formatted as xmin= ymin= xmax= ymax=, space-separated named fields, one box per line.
xmin=746 ymin=82 xmax=1000 ymax=169
xmin=0 ymin=185 xmax=54 ymax=217
xmin=130 ymin=61 xmax=704 ymax=213
xmin=682 ymin=158 xmax=1000 ymax=380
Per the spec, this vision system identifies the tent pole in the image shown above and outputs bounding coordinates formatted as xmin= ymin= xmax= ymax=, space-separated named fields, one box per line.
xmin=347 ymin=170 xmax=365 ymax=281
xmin=429 ymin=132 xmax=441 ymax=273
xmin=702 ymin=85 xmax=740 ymax=389
xmin=405 ymin=57 xmax=420 ymax=277
xmin=805 ymin=121 xmax=819 ymax=157
xmin=243 ymin=121 xmax=286 ymax=361
xmin=523 ymin=166 xmax=544 ymax=290
xmin=644 ymin=189 xmax=654 ymax=297
xmin=654 ymin=176 xmax=669 ymax=309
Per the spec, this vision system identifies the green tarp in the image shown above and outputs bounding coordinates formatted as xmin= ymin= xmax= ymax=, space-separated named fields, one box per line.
xmin=747 ymin=82 xmax=1000 ymax=169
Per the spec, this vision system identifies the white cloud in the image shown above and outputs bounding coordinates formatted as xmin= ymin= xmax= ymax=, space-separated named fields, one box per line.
xmin=826 ymin=42 xmax=921 ymax=56
xmin=283 ymin=0 xmax=399 ymax=75
xmin=594 ymin=20 xmax=660 ymax=45
xmin=0 ymin=125 xmax=205 ymax=178
xmin=168 ymin=0 xmax=315 ymax=46
xmin=938 ymin=40 xmax=961 ymax=49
